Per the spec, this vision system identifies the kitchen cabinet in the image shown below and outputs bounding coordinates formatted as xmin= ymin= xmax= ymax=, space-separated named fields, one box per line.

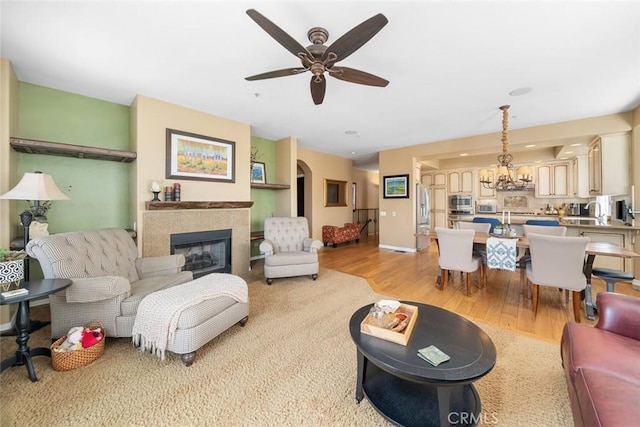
xmin=571 ymin=156 xmax=590 ymax=198
xmin=447 ymin=169 xmax=474 ymax=194
xmin=423 ymin=172 xmax=446 ymax=187
xmin=535 ymin=162 xmax=569 ymax=198
xmin=588 ymin=133 xmax=630 ymax=196
xmin=477 ymin=168 xmax=496 ymax=198
xmin=431 ymin=186 xmax=448 ymax=229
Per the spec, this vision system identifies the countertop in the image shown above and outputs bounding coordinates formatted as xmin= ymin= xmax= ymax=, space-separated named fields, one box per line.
xmin=455 ymin=213 xmax=640 ymax=231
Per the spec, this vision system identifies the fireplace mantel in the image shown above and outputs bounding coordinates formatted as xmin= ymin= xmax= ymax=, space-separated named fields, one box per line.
xmin=145 ymin=201 xmax=253 ymax=210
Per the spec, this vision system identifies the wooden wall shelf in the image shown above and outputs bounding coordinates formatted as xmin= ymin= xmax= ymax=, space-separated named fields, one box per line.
xmin=145 ymin=201 xmax=254 ymax=210
xmin=10 ymin=137 xmax=137 ymax=163
xmin=250 ymin=183 xmax=290 ymax=190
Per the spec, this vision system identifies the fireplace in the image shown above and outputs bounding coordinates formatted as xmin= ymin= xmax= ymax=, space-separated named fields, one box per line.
xmin=170 ymin=229 xmax=232 ymax=278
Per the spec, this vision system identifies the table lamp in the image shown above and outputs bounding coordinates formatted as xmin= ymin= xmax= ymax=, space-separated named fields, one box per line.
xmin=0 ymin=171 xmax=70 ymax=280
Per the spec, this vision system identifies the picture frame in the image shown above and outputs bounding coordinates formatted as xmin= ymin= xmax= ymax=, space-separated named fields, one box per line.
xmin=324 ymin=179 xmax=347 ymax=207
xmin=166 ymin=129 xmax=235 ymax=182
xmin=383 ymin=174 xmax=410 ymax=199
xmin=251 ymin=162 xmax=266 ymax=184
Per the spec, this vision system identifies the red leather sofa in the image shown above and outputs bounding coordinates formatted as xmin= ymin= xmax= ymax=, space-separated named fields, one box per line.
xmin=560 ymin=292 xmax=640 ymax=427
xmin=322 ymin=223 xmax=360 ymax=247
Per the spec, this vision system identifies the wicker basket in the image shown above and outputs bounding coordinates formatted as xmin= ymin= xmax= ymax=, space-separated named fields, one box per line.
xmin=50 ymin=320 xmax=106 ymax=371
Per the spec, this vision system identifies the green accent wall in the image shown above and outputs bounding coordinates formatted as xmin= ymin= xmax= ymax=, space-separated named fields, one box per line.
xmin=15 ymin=83 xmax=130 ymax=235
xmin=250 ymin=136 xmax=277 ymax=231
xmin=250 ymin=136 xmax=278 ymax=258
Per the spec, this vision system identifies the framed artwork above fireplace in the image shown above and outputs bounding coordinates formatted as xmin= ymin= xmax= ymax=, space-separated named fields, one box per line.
xmin=166 ymin=128 xmax=236 ymax=182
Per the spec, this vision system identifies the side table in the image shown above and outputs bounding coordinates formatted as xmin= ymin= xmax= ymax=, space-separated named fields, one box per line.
xmin=0 ymin=279 xmax=72 ymax=382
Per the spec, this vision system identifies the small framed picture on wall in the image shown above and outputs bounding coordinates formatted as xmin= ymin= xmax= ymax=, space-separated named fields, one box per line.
xmin=383 ymin=174 xmax=409 ymax=198
xmin=251 ymin=162 xmax=266 ymax=184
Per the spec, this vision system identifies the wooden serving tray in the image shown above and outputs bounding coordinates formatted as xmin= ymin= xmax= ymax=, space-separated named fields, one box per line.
xmin=360 ymin=303 xmax=418 ymax=346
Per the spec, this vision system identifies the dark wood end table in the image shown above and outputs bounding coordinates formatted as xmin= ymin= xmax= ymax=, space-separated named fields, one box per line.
xmin=1 ymin=279 xmax=72 ymax=382
xmin=349 ymin=302 xmax=496 ymax=427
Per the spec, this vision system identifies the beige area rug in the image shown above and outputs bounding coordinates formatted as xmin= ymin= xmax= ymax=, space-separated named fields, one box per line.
xmin=0 ymin=269 xmax=572 ymax=426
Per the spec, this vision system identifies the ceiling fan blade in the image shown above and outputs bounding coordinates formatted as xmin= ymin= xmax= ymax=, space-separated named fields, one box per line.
xmin=322 ymin=13 xmax=388 ymax=64
xmin=246 ymin=9 xmax=312 ymax=59
xmin=245 ymin=68 xmax=308 ymax=81
xmin=310 ymin=75 xmax=326 ymax=105
xmin=329 ymin=67 xmax=389 ymax=87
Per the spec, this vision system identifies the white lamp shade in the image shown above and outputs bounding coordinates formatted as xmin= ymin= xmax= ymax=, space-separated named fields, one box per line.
xmin=0 ymin=172 xmax=70 ymax=201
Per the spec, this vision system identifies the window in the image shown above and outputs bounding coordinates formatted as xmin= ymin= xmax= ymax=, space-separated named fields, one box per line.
xmin=324 ymin=179 xmax=347 ymax=207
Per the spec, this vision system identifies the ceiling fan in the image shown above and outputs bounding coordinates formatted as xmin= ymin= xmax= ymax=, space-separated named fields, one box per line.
xmin=245 ymin=9 xmax=389 ymax=105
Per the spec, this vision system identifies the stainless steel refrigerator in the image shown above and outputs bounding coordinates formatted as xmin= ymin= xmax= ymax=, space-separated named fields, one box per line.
xmin=416 ymin=182 xmax=431 ymax=251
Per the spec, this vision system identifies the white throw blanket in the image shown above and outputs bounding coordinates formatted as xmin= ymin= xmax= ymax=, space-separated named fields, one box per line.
xmin=131 ymin=273 xmax=248 ymax=360
xmin=486 ymin=237 xmax=517 ymax=272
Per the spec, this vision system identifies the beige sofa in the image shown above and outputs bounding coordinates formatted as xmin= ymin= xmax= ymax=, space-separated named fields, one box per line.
xmin=26 ymin=228 xmax=193 ymax=339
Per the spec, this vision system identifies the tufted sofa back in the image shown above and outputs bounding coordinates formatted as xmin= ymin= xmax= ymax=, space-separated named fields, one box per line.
xmin=26 ymin=228 xmax=139 ymax=282
xmin=263 ymin=217 xmax=310 ymax=253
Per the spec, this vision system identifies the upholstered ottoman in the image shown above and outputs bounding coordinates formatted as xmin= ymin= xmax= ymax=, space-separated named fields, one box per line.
xmin=132 ymin=273 xmax=249 ymax=366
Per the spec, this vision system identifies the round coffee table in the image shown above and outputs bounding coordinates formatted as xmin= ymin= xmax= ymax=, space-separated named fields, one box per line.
xmin=0 ymin=279 xmax=72 ymax=382
xmin=349 ymin=302 xmax=496 ymax=427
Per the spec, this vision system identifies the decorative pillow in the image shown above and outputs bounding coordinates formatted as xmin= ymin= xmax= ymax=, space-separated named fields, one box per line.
xmin=29 ymin=221 xmax=49 ymax=239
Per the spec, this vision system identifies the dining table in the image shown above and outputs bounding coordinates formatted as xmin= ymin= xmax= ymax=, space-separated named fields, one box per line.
xmin=432 ymin=231 xmax=640 ymax=321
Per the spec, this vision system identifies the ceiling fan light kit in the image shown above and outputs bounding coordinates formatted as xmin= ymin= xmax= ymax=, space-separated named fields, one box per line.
xmin=245 ymin=9 xmax=389 ymax=105
xmin=479 ymin=105 xmax=533 ymax=191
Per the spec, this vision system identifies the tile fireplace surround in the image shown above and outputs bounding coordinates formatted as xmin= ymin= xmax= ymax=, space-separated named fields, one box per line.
xmin=141 ymin=201 xmax=252 ymax=278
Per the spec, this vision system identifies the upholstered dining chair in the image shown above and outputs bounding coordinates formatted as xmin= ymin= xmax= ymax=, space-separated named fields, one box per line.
xmin=472 ymin=217 xmax=501 ymax=233
xmin=457 ymin=222 xmax=491 ymax=285
xmin=518 ymin=224 xmax=568 ymax=296
xmin=525 ymin=233 xmax=590 ymax=322
xmin=435 ymin=227 xmax=483 ymax=295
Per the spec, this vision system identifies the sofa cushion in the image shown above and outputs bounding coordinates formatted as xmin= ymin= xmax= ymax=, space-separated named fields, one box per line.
xmin=562 ymin=322 xmax=640 ymax=384
xmin=120 ymin=271 xmax=193 ymax=316
xmin=264 ymin=251 xmax=317 ymax=267
xmin=574 ymin=367 xmax=640 ymax=427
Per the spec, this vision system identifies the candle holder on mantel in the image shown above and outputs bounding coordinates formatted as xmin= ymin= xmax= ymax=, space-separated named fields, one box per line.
xmin=151 ymin=191 xmax=161 ymax=202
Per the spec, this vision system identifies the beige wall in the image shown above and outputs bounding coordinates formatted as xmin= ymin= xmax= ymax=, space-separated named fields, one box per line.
xmin=130 ymin=95 xmax=252 ymax=255
xmin=353 ymin=168 xmax=380 ymax=210
xmin=297 ymin=147 xmax=354 ymax=240
xmin=0 ymin=58 xmax=19 ymax=328
xmin=379 ymin=112 xmax=637 ymax=250
xmin=275 ymin=136 xmax=296 ymax=217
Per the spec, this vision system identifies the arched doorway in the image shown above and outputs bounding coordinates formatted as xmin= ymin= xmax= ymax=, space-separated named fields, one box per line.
xmin=297 ymin=160 xmax=313 ymax=232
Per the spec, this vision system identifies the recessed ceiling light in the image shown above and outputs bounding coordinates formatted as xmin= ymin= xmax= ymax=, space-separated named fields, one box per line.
xmin=570 ymin=143 xmax=582 ymax=147
xmin=525 ymin=144 xmax=536 ymax=148
xmin=509 ymin=87 xmax=533 ymax=96
xmin=459 ymin=153 xmax=468 ymax=157
xmin=565 ymin=151 xmax=573 ymax=154
xmin=345 ymin=130 xmax=357 ymax=135
xmin=351 ymin=151 xmax=357 ymax=155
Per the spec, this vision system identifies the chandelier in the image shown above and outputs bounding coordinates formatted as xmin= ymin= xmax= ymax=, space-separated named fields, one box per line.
xmin=479 ymin=105 xmax=532 ymax=190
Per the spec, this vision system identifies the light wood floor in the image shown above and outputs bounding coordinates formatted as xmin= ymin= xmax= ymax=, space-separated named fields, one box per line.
xmin=317 ymin=234 xmax=639 ymax=343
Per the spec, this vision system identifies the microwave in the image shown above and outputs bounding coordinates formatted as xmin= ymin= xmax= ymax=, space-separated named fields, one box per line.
xmin=477 ymin=204 xmax=497 ymax=214
xmin=448 ymin=194 xmax=474 ymax=213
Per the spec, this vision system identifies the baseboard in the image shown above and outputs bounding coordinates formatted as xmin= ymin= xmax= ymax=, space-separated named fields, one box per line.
xmin=378 ymin=244 xmax=416 ymax=253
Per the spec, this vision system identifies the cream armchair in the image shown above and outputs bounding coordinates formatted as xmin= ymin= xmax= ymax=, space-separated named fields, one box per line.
xmin=26 ymin=228 xmax=193 ymax=338
xmin=260 ymin=217 xmax=322 ymax=285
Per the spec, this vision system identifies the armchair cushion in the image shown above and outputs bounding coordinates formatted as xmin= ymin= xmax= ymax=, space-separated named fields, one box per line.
xmin=136 ymin=254 xmax=186 ymax=279
xmin=64 ymin=276 xmax=131 ymax=303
